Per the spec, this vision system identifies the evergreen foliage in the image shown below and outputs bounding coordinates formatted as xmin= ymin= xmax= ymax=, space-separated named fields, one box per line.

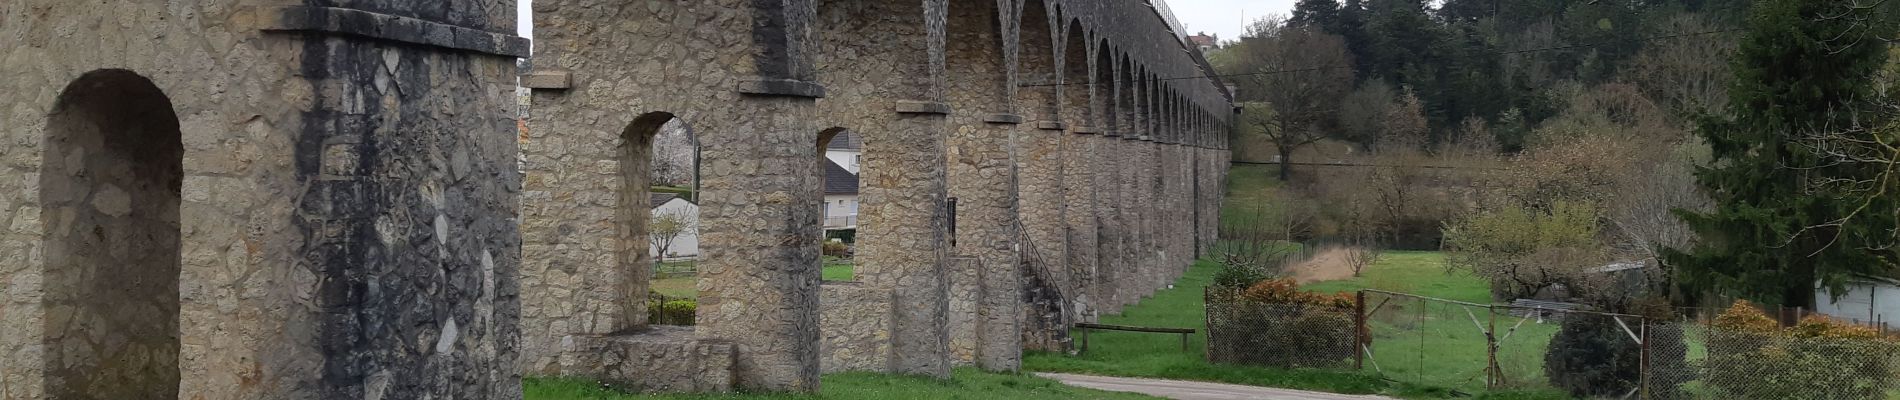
xmin=1662 ymin=0 xmax=1897 ymax=307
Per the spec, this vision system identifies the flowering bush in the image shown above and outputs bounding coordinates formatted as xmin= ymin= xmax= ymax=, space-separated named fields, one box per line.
xmin=1704 ymin=300 xmax=1900 ymax=400
xmin=1206 ymin=278 xmax=1360 ymax=368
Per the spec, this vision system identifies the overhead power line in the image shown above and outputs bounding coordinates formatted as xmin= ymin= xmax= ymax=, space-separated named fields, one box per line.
xmin=1018 ymin=26 xmax=1746 ymax=88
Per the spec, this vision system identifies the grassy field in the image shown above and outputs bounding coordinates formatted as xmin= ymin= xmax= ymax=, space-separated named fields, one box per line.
xmin=1298 ymin=251 xmax=1491 ymax=304
xmin=524 ymin=368 xmax=1157 ymax=400
xmin=1018 ymin=250 xmax=1570 ymax=399
xmin=650 ymin=259 xmax=855 ymax=299
xmin=1296 ymin=252 xmax=1568 ymax=398
xmin=1023 ymin=259 xmax=1397 ymax=396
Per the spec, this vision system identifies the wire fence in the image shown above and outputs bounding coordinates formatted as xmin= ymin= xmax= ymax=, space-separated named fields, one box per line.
xmin=1207 ymin=289 xmax=1900 ymax=398
xmin=1205 ymin=287 xmax=1358 ymax=369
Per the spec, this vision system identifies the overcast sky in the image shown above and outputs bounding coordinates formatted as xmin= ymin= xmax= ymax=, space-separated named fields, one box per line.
xmin=515 ymin=1 xmax=1293 ymax=43
xmin=1169 ymin=0 xmax=1295 ymax=42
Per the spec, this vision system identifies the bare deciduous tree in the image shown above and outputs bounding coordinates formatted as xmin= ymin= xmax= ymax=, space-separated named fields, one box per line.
xmin=1231 ymin=15 xmax=1356 ymax=181
xmin=650 ymin=208 xmax=696 ymax=261
xmin=1625 ymin=13 xmax=1739 ymax=117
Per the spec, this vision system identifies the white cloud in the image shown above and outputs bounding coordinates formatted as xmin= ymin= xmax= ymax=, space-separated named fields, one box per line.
xmin=1163 ymin=0 xmax=1296 ymax=42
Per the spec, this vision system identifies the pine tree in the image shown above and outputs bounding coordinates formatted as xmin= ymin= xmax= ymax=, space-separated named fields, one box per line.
xmin=1663 ymin=0 xmax=1896 ymax=307
xmin=1290 ymin=0 xmax=1341 ymax=28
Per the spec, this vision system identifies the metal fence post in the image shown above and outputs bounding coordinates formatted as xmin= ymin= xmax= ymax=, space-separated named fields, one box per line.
xmin=1641 ymin=318 xmax=1651 ymax=400
xmin=1355 ymin=290 xmax=1367 ymax=370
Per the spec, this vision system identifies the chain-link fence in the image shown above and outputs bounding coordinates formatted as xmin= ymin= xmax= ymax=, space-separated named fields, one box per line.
xmin=1354 ymin=290 xmax=1650 ymax=395
xmin=1644 ymin=312 xmax=1900 ymax=400
xmin=1208 ymin=288 xmax=1900 ymax=398
xmin=1205 ymin=287 xmax=1359 ymax=369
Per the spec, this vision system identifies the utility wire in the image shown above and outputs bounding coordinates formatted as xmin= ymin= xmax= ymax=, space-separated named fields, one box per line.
xmin=1020 ymin=26 xmax=1745 ymax=88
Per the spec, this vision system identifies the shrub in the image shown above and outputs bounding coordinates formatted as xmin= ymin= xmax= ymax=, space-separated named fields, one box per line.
xmin=1704 ymin=300 xmax=1900 ymax=400
xmin=649 ymin=298 xmax=697 ymax=326
xmin=1208 ymin=278 xmax=1359 ymax=368
xmin=1212 ymin=257 xmax=1273 ymax=290
xmin=822 ymin=240 xmax=849 ymax=257
xmin=1544 ymin=315 xmax=1643 ymax=397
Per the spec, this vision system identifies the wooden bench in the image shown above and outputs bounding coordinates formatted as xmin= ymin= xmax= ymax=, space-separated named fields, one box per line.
xmin=1074 ymin=323 xmax=1197 ymax=353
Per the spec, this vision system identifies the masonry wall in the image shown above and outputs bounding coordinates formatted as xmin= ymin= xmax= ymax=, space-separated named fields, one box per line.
xmin=525 ymin=0 xmax=827 ymax=392
xmin=818 ymin=282 xmax=895 ymax=373
xmin=1 ymin=2 xmax=525 ymax=399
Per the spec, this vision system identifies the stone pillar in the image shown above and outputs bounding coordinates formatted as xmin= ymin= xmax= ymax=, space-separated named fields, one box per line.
xmin=1118 ymin=135 xmax=1144 ymax=308
xmin=1063 ymin=128 xmax=1102 ymax=322
xmin=948 ymin=117 xmax=1021 ymax=372
xmin=4 ymin=3 xmax=528 ymax=400
xmin=693 ymin=96 xmax=824 ymax=392
xmin=1092 ymin=130 xmax=1123 ymax=316
xmin=857 ymin=112 xmax=952 ymax=377
xmin=1018 ymin=122 xmax=1069 ymax=351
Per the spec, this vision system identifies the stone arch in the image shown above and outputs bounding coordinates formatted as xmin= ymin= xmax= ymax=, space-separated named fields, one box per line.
xmin=1015 ymin=0 xmax=1058 ymax=122
xmin=1060 ymin=19 xmax=1092 ymax=128
xmin=1096 ymin=41 xmax=1119 ymax=137
xmin=814 ymin=126 xmax=852 ymax=265
xmin=1117 ymin=55 xmax=1138 ymax=137
xmin=619 ymin=111 xmax=700 ymax=326
xmin=40 ymin=69 xmax=184 ymax=400
xmin=947 ymin=0 xmax=1009 ymax=113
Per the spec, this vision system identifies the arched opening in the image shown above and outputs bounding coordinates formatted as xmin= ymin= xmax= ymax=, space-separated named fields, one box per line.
xmin=1017 ymin=0 xmax=1057 ymax=121
xmin=41 ymin=69 xmax=183 ymax=399
xmin=1119 ymin=57 xmax=1139 ymax=137
xmin=816 ymin=127 xmax=856 ymax=282
xmin=1061 ymin=21 xmax=1092 ymax=129
xmin=1096 ymin=43 xmax=1118 ymax=136
xmin=628 ymin=112 xmax=704 ymax=326
xmin=947 ymin=0 xmax=1009 ymax=113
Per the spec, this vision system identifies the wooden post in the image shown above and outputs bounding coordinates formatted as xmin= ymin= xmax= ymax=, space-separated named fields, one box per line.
xmin=1487 ymin=304 xmax=1499 ymax=388
xmin=1355 ymin=291 xmax=1367 ymax=370
xmin=1080 ymin=326 xmax=1090 ymax=354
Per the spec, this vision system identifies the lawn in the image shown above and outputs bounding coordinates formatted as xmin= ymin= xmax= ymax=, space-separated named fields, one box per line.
xmin=1022 ymin=258 xmax=1397 ymax=396
xmin=1020 ymin=251 xmax=1570 ymax=400
xmin=1300 ymin=252 xmax=1568 ymax=398
xmin=649 ymin=258 xmax=855 ymax=299
xmin=524 ymin=368 xmax=1157 ymax=400
xmin=1298 ymin=251 xmax=1492 ymax=304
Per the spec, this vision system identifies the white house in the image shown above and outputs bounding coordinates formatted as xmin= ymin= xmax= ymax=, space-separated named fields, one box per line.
xmin=649 ymin=193 xmax=699 ymax=260
xmin=1815 ymin=275 xmax=1900 ymax=328
xmin=824 ymin=130 xmax=862 ymax=175
xmin=823 ymin=159 xmax=859 ymax=230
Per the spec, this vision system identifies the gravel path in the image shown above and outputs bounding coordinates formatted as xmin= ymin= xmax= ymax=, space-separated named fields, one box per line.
xmin=1038 ymin=373 xmax=1399 ymax=400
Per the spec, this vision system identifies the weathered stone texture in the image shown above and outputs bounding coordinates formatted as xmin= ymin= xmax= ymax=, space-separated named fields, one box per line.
xmin=555 ymin=327 xmax=737 ymax=393
xmin=2 ymin=2 xmax=525 ymax=400
xmin=819 ymin=283 xmax=895 ymax=373
xmin=526 ymin=0 xmax=823 ymax=392
xmin=814 ymin=0 xmax=952 ymax=379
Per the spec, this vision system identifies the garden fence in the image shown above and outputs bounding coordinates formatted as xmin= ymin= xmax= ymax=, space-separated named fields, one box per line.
xmin=1358 ymin=290 xmax=1646 ymax=395
xmin=1207 ymin=289 xmax=1900 ymax=398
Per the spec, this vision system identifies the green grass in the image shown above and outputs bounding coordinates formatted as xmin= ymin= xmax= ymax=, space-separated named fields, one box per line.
xmin=651 ymin=186 xmax=696 ymax=199
xmin=1299 ymin=251 xmax=1493 ymax=304
xmin=524 ymin=368 xmax=1158 ymax=400
xmin=1220 ymin=164 xmax=1281 ymax=221
xmin=821 ymin=256 xmax=854 ymax=281
xmin=1023 ymin=259 xmax=1397 ymax=397
xmin=1019 ymin=253 xmax=1565 ymax=399
xmin=1297 ymin=252 xmax=1567 ymax=399
xmin=650 ymin=259 xmax=855 ymax=299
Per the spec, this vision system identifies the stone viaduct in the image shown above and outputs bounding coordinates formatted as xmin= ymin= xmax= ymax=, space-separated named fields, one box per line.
xmin=520 ymin=0 xmax=1233 ymax=393
xmin=0 ymin=0 xmax=1228 ymax=398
